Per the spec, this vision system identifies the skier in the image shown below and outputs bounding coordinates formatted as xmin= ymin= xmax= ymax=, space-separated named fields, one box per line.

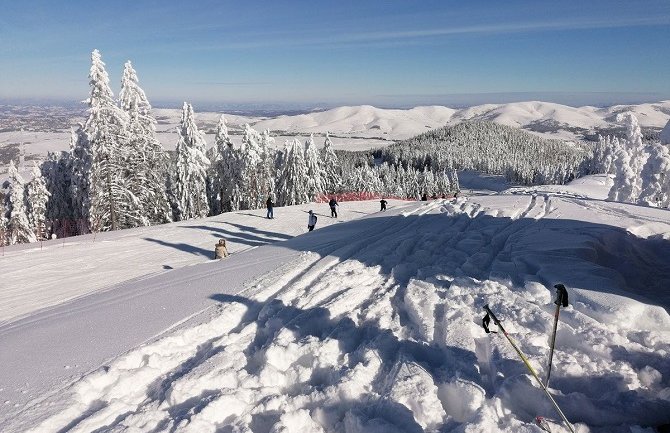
xmin=380 ymin=198 xmax=387 ymax=211
xmin=307 ymin=210 xmax=318 ymax=231
xmin=214 ymin=238 xmax=229 ymax=259
xmin=266 ymin=195 xmax=274 ymax=219
xmin=328 ymin=197 xmax=338 ymax=218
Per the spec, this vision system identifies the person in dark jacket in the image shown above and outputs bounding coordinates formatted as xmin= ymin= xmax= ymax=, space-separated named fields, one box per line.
xmin=328 ymin=198 xmax=338 ymax=218
xmin=307 ymin=210 xmax=318 ymax=231
xmin=421 ymin=193 xmax=428 ymax=201
xmin=266 ymin=196 xmax=274 ymax=219
xmin=380 ymin=198 xmax=387 ymax=211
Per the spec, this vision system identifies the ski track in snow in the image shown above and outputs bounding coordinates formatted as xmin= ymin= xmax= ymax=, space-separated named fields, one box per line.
xmin=2 ymin=187 xmax=670 ymax=433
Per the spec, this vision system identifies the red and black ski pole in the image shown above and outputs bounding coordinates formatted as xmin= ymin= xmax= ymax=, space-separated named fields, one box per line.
xmin=546 ymin=284 xmax=568 ymax=388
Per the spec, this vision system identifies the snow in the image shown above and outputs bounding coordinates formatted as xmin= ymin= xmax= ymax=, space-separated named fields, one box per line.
xmin=2 ymin=177 xmax=670 ymax=432
xmin=661 ymin=118 xmax=670 ymax=145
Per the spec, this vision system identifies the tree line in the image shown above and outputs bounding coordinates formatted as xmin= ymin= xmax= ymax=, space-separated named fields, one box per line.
xmin=0 ymin=50 xmax=462 ymax=245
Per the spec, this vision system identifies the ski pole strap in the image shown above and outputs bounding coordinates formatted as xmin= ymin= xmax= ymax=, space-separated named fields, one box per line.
xmin=483 ymin=304 xmax=504 ymax=333
xmin=554 ymin=284 xmax=569 ymax=308
xmin=482 ymin=312 xmax=497 ymax=333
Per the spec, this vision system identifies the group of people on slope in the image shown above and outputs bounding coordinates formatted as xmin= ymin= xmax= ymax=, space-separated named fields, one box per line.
xmin=215 ymin=196 xmax=393 ymax=259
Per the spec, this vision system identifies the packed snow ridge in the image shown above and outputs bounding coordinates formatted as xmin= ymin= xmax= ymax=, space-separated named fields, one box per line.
xmin=1 ymin=175 xmax=669 ymax=432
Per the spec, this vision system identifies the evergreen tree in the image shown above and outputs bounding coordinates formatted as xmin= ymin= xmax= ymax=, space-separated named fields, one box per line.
xmin=42 ymin=150 xmax=74 ymax=223
xmin=3 ymin=161 xmax=36 ymax=244
xmin=638 ymin=142 xmax=670 ymax=207
xmin=278 ymin=139 xmax=309 ymax=206
xmin=320 ymin=132 xmax=340 ymax=193
xmin=119 ymin=60 xmax=172 ymax=226
xmin=173 ymin=102 xmax=210 ymax=220
xmin=81 ymin=49 xmax=132 ymax=231
xmin=69 ymin=124 xmax=92 ymax=227
xmin=26 ymin=165 xmax=51 ymax=240
xmin=608 ymin=146 xmax=636 ymax=202
xmin=259 ymin=129 xmax=276 ymax=201
xmin=238 ymin=124 xmax=264 ymax=209
xmin=207 ymin=114 xmax=231 ymax=214
xmin=304 ymin=134 xmax=325 ymax=200
xmin=619 ymin=113 xmax=647 ymax=200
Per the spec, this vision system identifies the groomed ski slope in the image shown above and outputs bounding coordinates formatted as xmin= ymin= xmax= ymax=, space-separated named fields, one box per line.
xmin=2 ymin=175 xmax=670 ymax=433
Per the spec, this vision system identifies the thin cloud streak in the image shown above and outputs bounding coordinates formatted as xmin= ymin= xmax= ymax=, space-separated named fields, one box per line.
xmin=185 ymin=15 xmax=670 ymax=52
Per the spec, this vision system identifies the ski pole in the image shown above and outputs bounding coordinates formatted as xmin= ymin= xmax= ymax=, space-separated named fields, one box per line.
xmin=546 ymin=284 xmax=569 ymax=388
xmin=483 ymin=304 xmax=575 ymax=433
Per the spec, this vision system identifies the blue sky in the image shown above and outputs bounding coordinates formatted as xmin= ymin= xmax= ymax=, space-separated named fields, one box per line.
xmin=1 ymin=0 xmax=669 ymax=108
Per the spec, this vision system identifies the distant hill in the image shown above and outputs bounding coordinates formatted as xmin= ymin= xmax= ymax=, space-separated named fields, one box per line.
xmin=252 ymin=100 xmax=670 ymax=141
xmin=378 ymin=121 xmax=591 ymax=185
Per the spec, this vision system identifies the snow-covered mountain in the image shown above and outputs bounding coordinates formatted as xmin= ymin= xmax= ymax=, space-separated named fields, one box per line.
xmin=1 ymin=175 xmax=670 ymax=432
xmin=253 ymin=100 xmax=670 ymax=141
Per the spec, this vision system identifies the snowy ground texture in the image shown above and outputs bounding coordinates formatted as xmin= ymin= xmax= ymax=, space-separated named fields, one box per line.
xmin=2 ymin=175 xmax=670 ymax=433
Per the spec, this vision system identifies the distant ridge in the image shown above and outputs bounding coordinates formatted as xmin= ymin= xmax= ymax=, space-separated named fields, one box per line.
xmin=251 ymin=100 xmax=670 ymax=141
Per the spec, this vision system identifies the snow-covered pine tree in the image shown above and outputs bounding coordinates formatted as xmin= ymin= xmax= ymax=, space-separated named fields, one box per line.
xmin=420 ymin=169 xmax=437 ymax=197
xmin=119 ymin=60 xmax=172 ymax=226
xmin=221 ymin=122 xmax=242 ymax=212
xmin=82 ymin=49 xmax=133 ymax=231
xmin=320 ymin=132 xmax=340 ymax=193
xmin=278 ymin=139 xmax=309 ymax=206
xmin=69 ymin=125 xmax=91 ymax=228
xmin=42 ymin=150 xmax=74 ymax=223
xmin=638 ymin=142 xmax=670 ymax=207
xmin=207 ymin=114 xmax=231 ymax=214
xmin=608 ymin=146 xmax=636 ymax=202
xmin=26 ymin=165 xmax=51 ymax=240
xmin=258 ymin=129 xmax=276 ymax=204
xmin=3 ymin=161 xmax=36 ymax=244
xmin=618 ymin=112 xmax=647 ymax=200
xmin=449 ymin=168 xmax=460 ymax=193
xmin=173 ymin=102 xmax=210 ymax=220
xmin=304 ymin=134 xmax=325 ymax=200
xmin=238 ymin=124 xmax=263 ymax=209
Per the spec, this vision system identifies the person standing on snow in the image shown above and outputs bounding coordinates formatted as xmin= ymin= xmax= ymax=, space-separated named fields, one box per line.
xmin=266 ymin=195 xmax=274 ymax=219
xmin=307 ymin=210 xmax=318 ymax=231
xmin=380 ymin=198 xmax=388 ymax=211
xmin=328 ymin=197 xmax=339 ymax=218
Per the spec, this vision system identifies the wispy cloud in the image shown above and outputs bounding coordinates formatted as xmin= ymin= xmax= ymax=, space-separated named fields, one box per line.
xmin=190 ymin=81 xmax=273 ymax=86
xmin=186 ymin=15 xmax=670 ymax=52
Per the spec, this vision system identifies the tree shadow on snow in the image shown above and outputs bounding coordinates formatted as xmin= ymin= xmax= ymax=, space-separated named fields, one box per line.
xmin=142 ymin=237 xmax=212 ymax=258
xmin=178 ymin=224 xmax=292 ymax=248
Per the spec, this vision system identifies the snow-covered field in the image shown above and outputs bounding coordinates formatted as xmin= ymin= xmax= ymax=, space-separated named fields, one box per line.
xmin=1 ymin=175 xmax=669 ymax=432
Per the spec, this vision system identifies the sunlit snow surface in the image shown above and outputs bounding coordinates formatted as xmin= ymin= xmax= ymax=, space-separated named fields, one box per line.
xmin=1 ymin=175 xmax=670 ymax=433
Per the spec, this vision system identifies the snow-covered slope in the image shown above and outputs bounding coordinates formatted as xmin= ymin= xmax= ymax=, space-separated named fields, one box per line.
xmin=2 ymin=176 xmax=670 ymax=432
